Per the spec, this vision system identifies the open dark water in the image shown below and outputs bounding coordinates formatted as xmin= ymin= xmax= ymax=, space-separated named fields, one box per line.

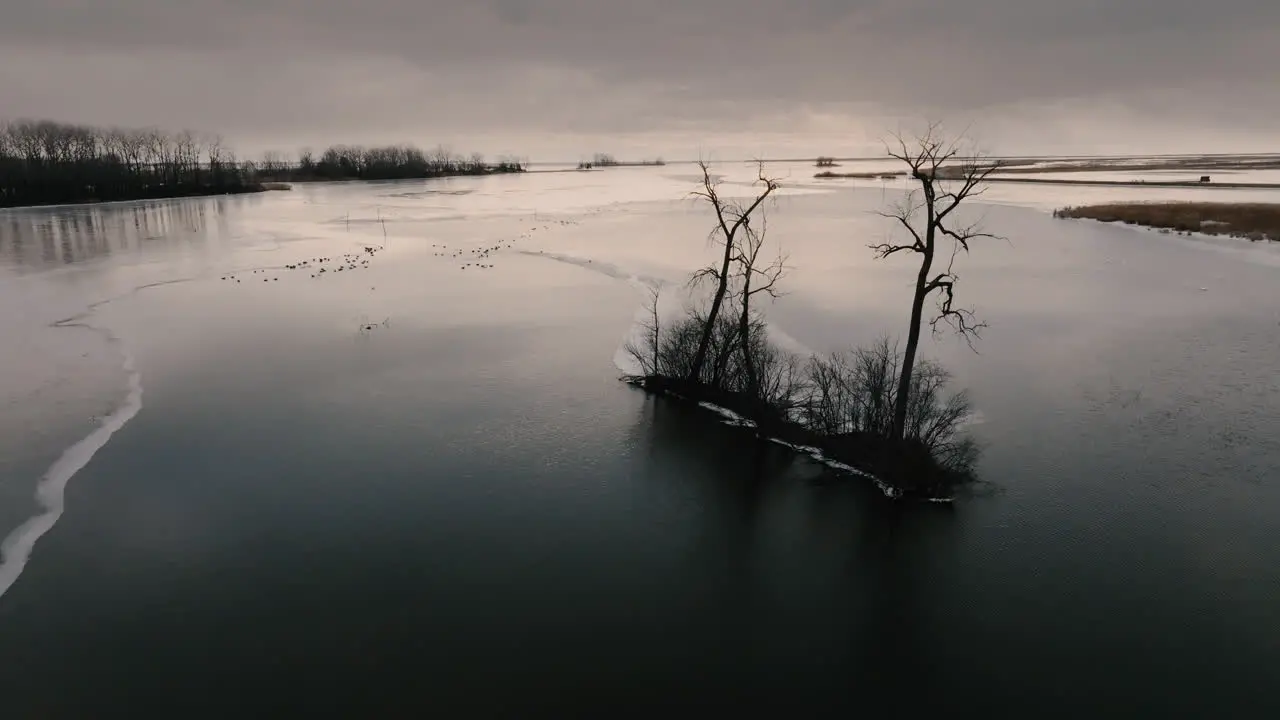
xmin=1 ymin=166 xmax=1277 ymax=715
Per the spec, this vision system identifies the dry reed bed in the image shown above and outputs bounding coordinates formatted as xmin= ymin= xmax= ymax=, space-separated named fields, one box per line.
xmin=1054 ymin=202 xmax=1280 ymax=242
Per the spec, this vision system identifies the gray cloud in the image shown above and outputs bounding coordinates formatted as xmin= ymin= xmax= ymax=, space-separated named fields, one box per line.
xmin=1 ymin=1 xmax=1276 ymax=158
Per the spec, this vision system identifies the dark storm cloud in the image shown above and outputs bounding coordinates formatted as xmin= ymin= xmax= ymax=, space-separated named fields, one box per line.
xmin=1 ymin=1 xmax=1276 ymax=155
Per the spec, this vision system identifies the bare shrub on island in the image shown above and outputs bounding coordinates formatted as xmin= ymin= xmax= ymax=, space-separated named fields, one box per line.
xmin=805 ymin=339 xmax=979 ymax=484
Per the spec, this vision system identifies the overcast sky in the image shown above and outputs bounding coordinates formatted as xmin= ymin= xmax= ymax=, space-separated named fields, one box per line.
xmin=2 ymin=1 xmax=1276 ymax=160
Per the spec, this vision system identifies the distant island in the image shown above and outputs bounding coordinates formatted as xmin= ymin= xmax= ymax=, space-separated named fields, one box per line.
xmin=1054 ymin=202 xmax=1280 ymax=242
xmin=816 ymin=171 xmax=901 ymax=179
xmin=0 ymin=118 xmax=525 ymax=209
xmin=577 ymin=153 xmax=665 ymax=170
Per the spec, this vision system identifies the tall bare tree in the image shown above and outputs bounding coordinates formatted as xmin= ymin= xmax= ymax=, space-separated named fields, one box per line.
xmin=734 ymin=203 xmax=787 ymax=399
xmin=623 ymin=281 xmax=664 ymax=377
xmin=871 ymin=124 xmax=1000 ymax=443
xmin=687 ymin=161 xmax=779 ymax=384
xmin=260 ymin=150 xmax=287 ymax=174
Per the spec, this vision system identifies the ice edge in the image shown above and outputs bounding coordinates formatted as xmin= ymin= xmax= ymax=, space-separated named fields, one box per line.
xmin=0 ymin=320 xmax=144 ymax=599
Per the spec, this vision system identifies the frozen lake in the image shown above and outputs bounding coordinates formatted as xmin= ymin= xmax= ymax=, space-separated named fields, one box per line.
xmin=1 ymin=163 xmax=1278 ymax=714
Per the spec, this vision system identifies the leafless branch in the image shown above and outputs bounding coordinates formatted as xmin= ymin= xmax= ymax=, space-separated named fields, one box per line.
xmin=687 ymin=265 xmax=721 ymax=289
xmin=749 ymin=251 xmax=789 ymax=299
xmin=869 ymin=241 xmax=920 ymax=259
xmin=936 ymin=216 xmax=1001 ymax=253
xmin=930 ymin=280 xmax=988 ymax=350
xmin=690 ymin=160 xmax=736 ymax=247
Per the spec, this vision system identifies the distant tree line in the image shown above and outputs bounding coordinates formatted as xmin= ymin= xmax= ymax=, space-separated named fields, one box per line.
xmin=578 ymin=153 xmax=664 ymax=170
xmin=0 ymin=118 xmax=527 ymax=208
xmin=253 ymin=146 xmax=524 ymax=182
xmin=0 ymin=119 xmax=253 ymax=208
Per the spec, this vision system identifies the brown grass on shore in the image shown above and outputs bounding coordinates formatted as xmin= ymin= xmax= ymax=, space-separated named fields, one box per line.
xmin=1054 ymin=202 xmax=1280 ymax=242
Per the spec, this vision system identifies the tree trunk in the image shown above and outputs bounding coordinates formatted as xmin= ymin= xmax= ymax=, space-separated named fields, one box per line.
xmin=891 ymin=184 xmax=936 ymax=443
xmin=739 ymin=281 xmax=757 ymax=401
xmin=892 ymin=260 xmax=930 ymax=442
xmin=687 ymin=246 xmax=734 ymax=384
xmin=650 ymin=291 xmax=661 ymax=377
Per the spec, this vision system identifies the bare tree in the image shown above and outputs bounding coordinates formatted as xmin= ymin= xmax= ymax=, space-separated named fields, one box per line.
xmin=687 ymin=160 xmax=779 ymax=385
xmin=623 ymin=281 xmax=664 ymax=378
xmin=733 ymin=202 xmax=787 ymax=399
xmin=174 ymin=129 xmax=201 ymax=184
xmin=297 ymin=148 xmax=315 ymax=174
xmin=430 ymin=145 xmax=454 ymax=172
xmin=871 ymin=124 xmax=1000 ymax=443
xmin=260 ymin=150 xmax=287 ymax=174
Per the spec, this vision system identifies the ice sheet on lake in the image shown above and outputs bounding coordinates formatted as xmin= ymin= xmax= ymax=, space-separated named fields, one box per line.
xmin=517 ymin=249 xmax=668 ymax=288
xmin=1058 ymin=216 xmax=1280 ymax=269
xmin=0 ymin=313 xmax=143 ymax=599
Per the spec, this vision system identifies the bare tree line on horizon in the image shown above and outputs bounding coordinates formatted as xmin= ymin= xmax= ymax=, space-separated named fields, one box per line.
xmin=254 ymin=145 xmax=525 ymax=182
xmin=0 ymin=118 xmax=525 ymax=208
xmin=0 ymin=119 xmax=249 ymax=207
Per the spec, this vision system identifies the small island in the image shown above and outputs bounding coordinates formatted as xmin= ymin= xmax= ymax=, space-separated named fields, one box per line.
xmin=816 ymin=171 xmax=903 ymax=179
xmin=630 ymin=144 xmax=992 ymax=501
xmin=1054 ymin=202 xmax=1280 ymax=242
